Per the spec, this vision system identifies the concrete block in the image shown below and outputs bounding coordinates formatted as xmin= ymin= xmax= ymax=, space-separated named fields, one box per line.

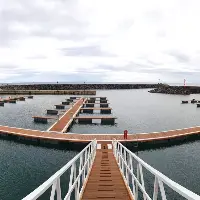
xmin=100 ymin=104 xmax=109 ymax=108
xmin=85 ymin=103 xmax=94 ymax=107
xmin=78 ymin=118 xmax=93 ymax=124
xmin=100 ymin=100 xmax=108 ymax=103
xmin=100 ymin=109 xmax=111 ymax=114
xmin=62 ymin=101 xmax=70 ymax=105
xmin=47 ymin=110 xmax=58 ymax=115
xmin=101 ymin=118 xmax=115 ymax=125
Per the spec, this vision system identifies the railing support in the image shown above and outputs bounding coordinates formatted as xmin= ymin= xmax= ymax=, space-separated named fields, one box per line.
xmin=112 ymin=139 xmax=200 ymax=200
xmin=22 ymin=140 xmax=97 ymax=200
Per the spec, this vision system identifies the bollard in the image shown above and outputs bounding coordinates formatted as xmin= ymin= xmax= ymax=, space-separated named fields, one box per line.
xmin=124 ymin=130 xmax=128 ymax=140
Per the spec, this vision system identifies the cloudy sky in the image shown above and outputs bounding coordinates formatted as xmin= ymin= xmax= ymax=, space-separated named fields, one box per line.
xmin=0 ymin=0 xmax=200 ymax=83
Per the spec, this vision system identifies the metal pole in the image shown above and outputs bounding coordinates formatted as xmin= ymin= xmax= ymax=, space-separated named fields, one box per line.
xmin=84 ymin=82 xmax=85 ymax=96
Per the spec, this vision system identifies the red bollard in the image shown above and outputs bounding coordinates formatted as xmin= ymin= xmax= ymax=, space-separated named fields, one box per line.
xmin=124 ymin=130 xmax=128 ymax=139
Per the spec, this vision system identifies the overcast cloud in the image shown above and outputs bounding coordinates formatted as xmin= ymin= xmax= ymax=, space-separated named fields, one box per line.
xmin=0 ymin=0 xmax=200 ymax=83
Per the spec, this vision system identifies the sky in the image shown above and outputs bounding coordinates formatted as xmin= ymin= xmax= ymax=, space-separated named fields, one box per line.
xmin=0 ymin=0 xmax=200 ymax=83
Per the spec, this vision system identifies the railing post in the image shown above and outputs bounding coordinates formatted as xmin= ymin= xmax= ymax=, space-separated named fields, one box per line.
xmin=117 ymin=143 xmax=120 ymax=163
xmin=135 ymin=163 xmax=139 ymax=200
xmin=129 ymin=156 xmax=136 ymax=197
xmin=158 ymin=179 xmax=167 ymax=200
xmin=74 ymin=164 xmax=78 ymax=200
xmin=83 ymin=149 xmax=87 ymax=180
xmin=139 ymin=163 xmax=146 ymax=200
xmin=22 ymin=140 xmax=99 ymax=200
xmin=68 ymin=163 xmax=75 ymax=200
xmin=124 ymin=150 xmax=128 ymax=182
xmin=120 ymin=144 xmax=123 ymax=171
xmin=77 ymin=155 xmax=83 ymax=200
xmin=126 ymin=152 xmax=129 ymax=186
xmin=56 ymin=178 xmax=62 ymax=200
xmin=50 ymin=181 xmax=57 ymax=200
xmin=153 ymin=177 xmax=158 ymax=200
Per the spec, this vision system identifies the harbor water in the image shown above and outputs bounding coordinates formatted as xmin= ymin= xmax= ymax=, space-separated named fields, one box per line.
xmin=0 ymin=90 xmax=199 ymax=199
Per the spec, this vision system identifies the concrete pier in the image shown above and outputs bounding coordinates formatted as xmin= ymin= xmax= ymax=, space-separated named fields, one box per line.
xmin=47 ymin=110 xmax=58 ymax=115
xmin=55 ymin=105 xmax=65 ymax=109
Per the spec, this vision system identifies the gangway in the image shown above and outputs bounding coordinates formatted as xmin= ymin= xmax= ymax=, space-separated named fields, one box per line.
xmin=22 ymin=140 xmax=200 ymax=200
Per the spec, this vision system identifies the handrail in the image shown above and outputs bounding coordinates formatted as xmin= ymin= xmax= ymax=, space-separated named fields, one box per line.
xmin=22 ymin=139 xmax=97 ymax=200
xmin=112 ymin=140 xmax=200 ymax=200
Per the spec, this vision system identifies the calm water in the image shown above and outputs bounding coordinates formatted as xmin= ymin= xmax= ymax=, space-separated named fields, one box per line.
xmin=0 ymin=90 xmax=200 ymax=199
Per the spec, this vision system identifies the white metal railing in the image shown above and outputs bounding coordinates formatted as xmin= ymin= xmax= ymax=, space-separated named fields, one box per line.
xmin=23 ymin=139 xmax=97 ymax=200
xmin=112 ymin=140 xmax=200 ymax=200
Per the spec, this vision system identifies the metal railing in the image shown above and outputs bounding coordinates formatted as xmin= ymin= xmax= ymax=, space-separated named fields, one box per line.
xmin=23 ymin=139 xmax=97 ymax=200
xmin=112 ymin=140 xmax=200 ymax=200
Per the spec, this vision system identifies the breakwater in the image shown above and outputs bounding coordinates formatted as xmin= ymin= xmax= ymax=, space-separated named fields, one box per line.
xmin=149 ymin=85 xmax=200 ymax=95
xmin=0 ymin=83 xmax=157 ymax=91
xmin=0 ymin=90 xmax=96 ymax=95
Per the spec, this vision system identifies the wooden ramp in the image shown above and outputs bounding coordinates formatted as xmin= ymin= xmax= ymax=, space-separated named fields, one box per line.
xmin=48 ymin=98 xmax=84 ymax=132
xmin=81 ymin=142 xmax=132 ymax=200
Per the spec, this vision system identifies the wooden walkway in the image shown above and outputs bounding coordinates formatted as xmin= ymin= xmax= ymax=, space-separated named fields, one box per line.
xmin=0 ymin=125 xmax=200 ymax=144
xmin=48 ymin=98 xmax=84 ymax=132
xmin=81 ymin=142 xmax=132 ymax=200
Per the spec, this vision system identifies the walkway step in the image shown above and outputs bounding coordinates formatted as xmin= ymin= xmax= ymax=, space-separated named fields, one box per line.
xmin=81 ymin=143 xmax=132 ymax=200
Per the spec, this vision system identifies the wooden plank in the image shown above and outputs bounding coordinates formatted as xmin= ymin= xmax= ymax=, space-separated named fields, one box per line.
xmin=81 ymin=143 xmax=132 ymax=200
xmin=49 ymin=98 xmax=84 ymax=132
xmin=0 ymin=124 xmax=200 ymax=144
